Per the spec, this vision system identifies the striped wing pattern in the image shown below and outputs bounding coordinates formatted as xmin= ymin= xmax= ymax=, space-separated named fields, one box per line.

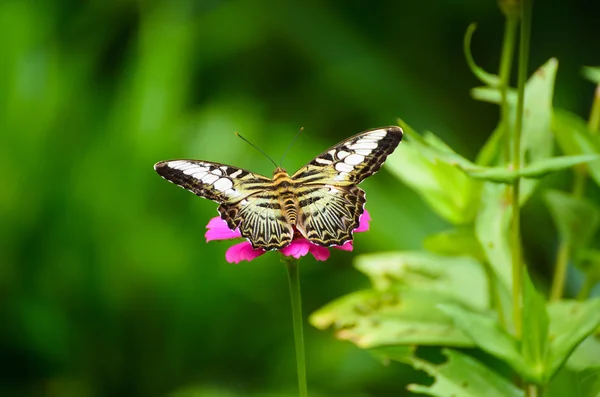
xmin=154 ymin=160 xmax=294 ymax=249
xmin=155 ymin=126 xmax=403 ymax=250
xmin=292 ymin=127 xmax=403 ymax=246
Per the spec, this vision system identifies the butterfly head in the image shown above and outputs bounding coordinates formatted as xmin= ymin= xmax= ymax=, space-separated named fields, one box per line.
xmin=273 ymin=167 xmax=290 ymax=179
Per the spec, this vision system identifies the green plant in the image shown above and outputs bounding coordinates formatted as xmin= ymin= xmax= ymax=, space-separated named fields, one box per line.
xmin=310 ymin=1 xmax=600 ymax=395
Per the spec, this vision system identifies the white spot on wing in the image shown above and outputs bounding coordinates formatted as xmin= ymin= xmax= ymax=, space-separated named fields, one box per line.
xmin=368 ymin=130 xmax=387 ymax=138
xmin=214 ymin=178 xmax=233 ymax=191
xmin=230 ymin=169 xmax=243 ymax=178
xmin=191 ymin=171 xmax=208 ymax=179
xmin=184 ymin=167 xmax=208 ymax=175
xmin=344 ymin=153 xmax=364 ymax=165
xmin=334 ymin=172 xmax=348 ymax=181
xmin=335 ymin=162 xmax=353 ymax=173
xmin=212 ymin=168 xmax=223 ymax=176
xmin=349 ymin=141 xmax=378 ymax=150
xmin=354 ymin=149 xmax=372 ymax=156
xmin=168 ymin=160 xmax=188 ymax=168
xmin=225 ymin=188 xmax=240 ymax=197
xmin=336 ymin=150 xmax=350 ymax=159
xmin=315 ymin=158 xmax=333 ymax=165
xmin=202 ymin=174 xmax=219 ymax=184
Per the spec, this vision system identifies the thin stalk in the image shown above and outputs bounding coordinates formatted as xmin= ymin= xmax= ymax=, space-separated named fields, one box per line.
xmin=498 ymin=15 xmax=519 ymax=163
xmin=549 ymin=243 xmax=571 ymax=301
xmin=484 ymin=260 xmax=507 ymax=328
xmin=550 ymin=84 xmax=600 ymax=301
xmin=510 ymin=0 xmax=533 ymax=339
xmin=527 ymin=384 xmax=540 ymax=397
xmin=284 ymin=257 xmax=308 ymax=397
xmin=589 ymin=84 xmax=600 ymax=132
xmin=577 ymin=273 xmax=596 ymax=300
xmin=494 ymin=11 xmax=519 ymax=331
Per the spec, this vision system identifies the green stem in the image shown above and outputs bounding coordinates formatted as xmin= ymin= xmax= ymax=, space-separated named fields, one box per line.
xmin=550 ymin=242 xmax=570 ymax=301
xmin=483 ymin=259 xmax=507 ymax=329
xmin=589 ymin=84 xmax=600 ymax=132
xmin=577 ymin=273 xmax=596 ymax=300
xmin=495 ymin=10 xmax=519 ymax=332
xmin=510 ymin=0 xmax=533 ymax=339
xmin=550 ymin=84 xmax=600 ymax=301
xmin=527 ymin=384 xmax=540 ymax=397
xmin=284 ymin=256 xmax=308 ymax=397
xmin=510 ymin=184 xmax=523 ymax=338
xmin=498 ymin=15 xmax=519 ymax=163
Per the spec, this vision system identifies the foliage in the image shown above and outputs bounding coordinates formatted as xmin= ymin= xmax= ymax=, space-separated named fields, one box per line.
xmin=310 ymin=2 xmax=600 ymax=396
xmin=2 ymin=0 xmax=600 ymax=396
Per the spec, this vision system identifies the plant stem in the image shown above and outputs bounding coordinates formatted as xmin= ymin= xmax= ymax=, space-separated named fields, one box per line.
xmin=550 ymin=84 xmax=600 ymax=301
xmin=510 ymin=0 xmax=533 ymax=339
xmin=527 ymin=384 xmax=540 ymax=397
xmin=495 ymin=10 xmax=519 ymax=332
xmin=550 ymin=243 xmax=571 ymax=301
xmin=498 ymin=15 xmax=519 ymax=163
xmin=284 ymin=256 xmax=308 ymax=397
xmin=484 ymin=260 xmax=507 ymax=329
xmin=577 ymin=273 xmax=596 ymax=300
xmin=589 ymin=84 xmax=600 ymax=133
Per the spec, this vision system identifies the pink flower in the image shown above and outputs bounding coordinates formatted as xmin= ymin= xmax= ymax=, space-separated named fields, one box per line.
xmin=205 ymin=210 xmax=372 ymax=263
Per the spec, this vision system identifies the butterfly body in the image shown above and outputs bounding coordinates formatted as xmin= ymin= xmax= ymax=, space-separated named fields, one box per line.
xmin=155 ymin=127 xmax=402 ymax=251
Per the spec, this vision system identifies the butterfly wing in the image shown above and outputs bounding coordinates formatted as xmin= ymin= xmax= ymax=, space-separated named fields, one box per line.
xmin=155 ymin=160 xmax=293 ymax=250
xmin=291 ymin=126 xmax=403 ymax=246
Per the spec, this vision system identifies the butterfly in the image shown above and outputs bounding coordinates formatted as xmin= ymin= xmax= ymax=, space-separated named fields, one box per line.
xmin=154 ymin=126 xmax=403 ymax=251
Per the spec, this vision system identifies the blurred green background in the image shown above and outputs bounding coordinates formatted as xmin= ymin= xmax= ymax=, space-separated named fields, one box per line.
xmin=1 ymin=1 xmax=599 ymax=396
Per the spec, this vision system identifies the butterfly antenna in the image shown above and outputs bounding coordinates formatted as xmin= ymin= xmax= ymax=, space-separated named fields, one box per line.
xmin=279 ymin=127 xmax=304 ymax=167
xmin=235 ymin=132 xmax=278 ymax=168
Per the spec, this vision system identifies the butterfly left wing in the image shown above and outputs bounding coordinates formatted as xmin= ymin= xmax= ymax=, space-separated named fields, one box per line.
xmin=291 ymin=126 xmax=403 ymax=246
xmin=154 ymin=160 xmax=294 ymax=250
xmin=154 ymin=160 xmax=271 ymax=203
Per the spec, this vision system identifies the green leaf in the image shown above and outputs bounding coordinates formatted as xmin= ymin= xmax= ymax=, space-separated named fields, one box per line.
xmin=423 ymin=228 xmax=486 ymax=262
xmin=471 ymin=85 xmax=517 ymax=104
xmin=309 ymin=288 xmax=475 ymax=348
xmin=438 ymin=304 xmax=533 ymax=379
xmin=408 ymin=349 xmax=525 ymax=397
xmin=471 ymin=59 xmax=559 ymax=202
xmin=546 ymin=299 xmax=600 ymax=378
xmin=547 ymin=365 xmax=600 ymax=397
xmin=566 ymin=335 xmax=600 ymax=371
xmin=578 ymin=249 xmax=600 ymax=279
xmin=354 ymin=251 xmax=489 ymax=311
xmin=545 ymin=190 xmax=600 ymax=253
xmin=460 ymin=155 xmax=599 ymax=183
xmin=386 ymin=120 xmax=479 ymax=224
xmin=475 ymin=124 xmax=505 ymax=166
xmin=583 ymin=66 xmax=600 ymax=84
xmin=475 ymin=183 xmax=513 ymax=291
xmin=520 ymin=58 xmax=557 ymax=169
xmin=520 ymin=272 xmax=549 ymax=382
xmin=369 ymin=345 xmax=414 ymax=364
xmin=463 ymin=24 xmax=501 ymax=87
xmin=518 ymin=155 xmax=600 ymax=178
xmin=552 ymin=108 xmax=600 ymax=187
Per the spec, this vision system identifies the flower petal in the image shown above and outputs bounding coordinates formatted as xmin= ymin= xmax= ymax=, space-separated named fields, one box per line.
xmin=354 ymin=210 xmax=371 ymax=232
xmin=205 ymin=216 xmax=242 ymax=241
xmin=281 ymin=239 xmax=311 ymax=259
xmin=309 ymin=244 xmax=331 ymax=261
xmin=334 ymin=241 xmax=354 ymax=251
xmin=225 ymin=241 xmax=265 ymax=263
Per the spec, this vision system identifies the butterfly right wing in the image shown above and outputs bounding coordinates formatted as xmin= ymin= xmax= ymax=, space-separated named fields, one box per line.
xmin=154 ymin=160 xmax=294 ymax=250
xmin=290 ymin=127 xmax=402 ymax=246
